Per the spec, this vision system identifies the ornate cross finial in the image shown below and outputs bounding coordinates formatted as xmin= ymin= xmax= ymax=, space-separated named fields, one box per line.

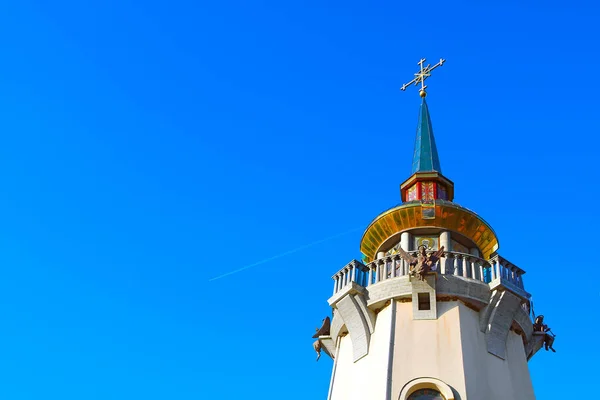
xmin=400 ymin=58 xmax=446 ymax=98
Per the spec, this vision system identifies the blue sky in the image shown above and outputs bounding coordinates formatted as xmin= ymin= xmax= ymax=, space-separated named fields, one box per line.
xmin=0 ymin=0 xmax=598 ymax=398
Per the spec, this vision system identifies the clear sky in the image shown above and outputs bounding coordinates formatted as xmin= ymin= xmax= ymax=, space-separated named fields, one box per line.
xmin=0 ymin=0 xmax=598 ymax=399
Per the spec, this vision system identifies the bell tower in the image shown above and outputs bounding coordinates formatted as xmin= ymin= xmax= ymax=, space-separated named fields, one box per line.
xmin=313 ymin=59 xmax=553 ymax=400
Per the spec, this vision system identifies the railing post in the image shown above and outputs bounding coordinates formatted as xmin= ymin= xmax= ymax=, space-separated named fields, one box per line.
xmin=333 ymin=276 xmax=338 ymax=294
xmin=518 ymin=274 xmax=524 ymax=289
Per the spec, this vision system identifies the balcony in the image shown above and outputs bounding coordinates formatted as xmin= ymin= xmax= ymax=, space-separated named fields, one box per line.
xmin=332 ymin=250 xmax=527 ymax=296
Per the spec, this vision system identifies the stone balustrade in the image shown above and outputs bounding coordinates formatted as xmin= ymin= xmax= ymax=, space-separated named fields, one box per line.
xmin=331 ymin=260 xmax=369 ymax=295
xmin=332 ymin=250 xmax=527 ymax=295
xmin=488 ymin=254 xmax=526 ymax=290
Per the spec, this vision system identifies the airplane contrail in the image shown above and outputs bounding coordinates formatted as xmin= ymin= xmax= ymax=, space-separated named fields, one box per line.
xmin=208 ymin=226 xmax=363 ymax=282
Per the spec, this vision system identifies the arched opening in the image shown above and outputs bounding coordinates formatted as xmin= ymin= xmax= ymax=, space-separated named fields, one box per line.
xmin=399 ymin=378 xmax=455 ymax=400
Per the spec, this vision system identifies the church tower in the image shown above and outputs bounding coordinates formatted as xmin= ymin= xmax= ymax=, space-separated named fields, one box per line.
xmin=313 ymin=60 xmax=552 ymax=400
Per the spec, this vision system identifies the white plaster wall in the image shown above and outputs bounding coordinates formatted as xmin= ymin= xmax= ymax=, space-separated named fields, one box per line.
xmin=330 ymin=300 xmax=535 ymax=400
xmin=459 ymin=302 xmax=536 ymax=400
xmin=391 ymin=301 xmax=467 ymax=399
xmin=330 ymin=304 xmax=393 ymax=400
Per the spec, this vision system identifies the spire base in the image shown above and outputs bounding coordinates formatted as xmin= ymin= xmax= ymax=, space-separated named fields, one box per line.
xmin=400 ymin=171 xmax=454 ymax=202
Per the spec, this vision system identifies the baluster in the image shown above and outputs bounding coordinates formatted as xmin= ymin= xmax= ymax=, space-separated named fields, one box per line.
xmin=453 ymin=255 xmax=460 ymax=276
xmin=491 ymin=259 xmax=497 ymax=280
xmin=478 ymin=261 xmax=484 ymax=282
xmin=471 ymin=258 xmax=477 ymax=279
xmin=333 ymin=276 xmax=339 ymax=294
xmin=368 ymin=263 xmax=373 ymax=286
xmin=350 ymin=263 xmax=356 ymax=283
xmin=391 ymin=257 xmax=397 ymax=278
xmin=386 ymin=258 xmax=391 ymax=279
xmin=381 ymin=260 xmax=387 ymax=281
xmin=462 ymin=256 xmax=469 ymax=278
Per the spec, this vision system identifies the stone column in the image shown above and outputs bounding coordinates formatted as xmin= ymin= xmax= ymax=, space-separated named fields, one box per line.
xmin=439 ymin=231 xmax=450 ymax=275
xmin=401 ymin=232 xmax=411 ymax=276
xmin=440 ymin=231 xmax=451 ymax=250
xmin=400 ymin=232 xmax=411 ymax=251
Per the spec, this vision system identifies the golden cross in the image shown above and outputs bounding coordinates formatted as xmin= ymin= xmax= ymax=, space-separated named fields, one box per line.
xmin=400 ymin=58 xmax=446 ymax=98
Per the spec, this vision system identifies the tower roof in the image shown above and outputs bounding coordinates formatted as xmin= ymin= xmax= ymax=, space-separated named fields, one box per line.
xmin=411 ymin=98 xmax=442 ymax=174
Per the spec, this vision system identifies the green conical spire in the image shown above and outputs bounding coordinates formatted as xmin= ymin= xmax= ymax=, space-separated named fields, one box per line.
xmin=411 ymin=98 xmax=442 ymax=174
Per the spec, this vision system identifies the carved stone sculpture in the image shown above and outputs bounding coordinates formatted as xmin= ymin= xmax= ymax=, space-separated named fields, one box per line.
xmin=533 ymin=315 xmax=556 ymax=352
xmin=397 ymin=245 xmax=445 ymax=281
xmin=312 ymin=316 xmax=331 ymax=361
xmin=313 ymin=340 xmax=322 ymax=361
xmin=312 ymin=316 xmax=331 ymax=338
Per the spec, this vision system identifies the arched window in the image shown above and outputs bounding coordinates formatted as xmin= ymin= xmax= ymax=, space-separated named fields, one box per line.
xmin=407 ymin=388 xmax=445 ymax=400
xmin=399 ymin=378 xmax=454 ymax=400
